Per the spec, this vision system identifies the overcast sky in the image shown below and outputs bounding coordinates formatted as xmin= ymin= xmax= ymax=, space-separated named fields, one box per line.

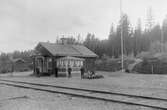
xmin=0 ymin=0 xmax=167 ymax=52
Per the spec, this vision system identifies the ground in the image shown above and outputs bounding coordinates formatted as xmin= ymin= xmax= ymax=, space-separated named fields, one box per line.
xmin=0 ymin=71 xmax=166 ymax=110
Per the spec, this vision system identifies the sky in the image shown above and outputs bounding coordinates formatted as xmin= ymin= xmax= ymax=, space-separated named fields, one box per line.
xmin=0 ymin=0 xmax=167 ymax=52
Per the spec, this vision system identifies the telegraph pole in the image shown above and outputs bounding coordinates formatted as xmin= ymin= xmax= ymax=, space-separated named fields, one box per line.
xmin=161 ymin=25 xmax=164 ymax=53
xmin=120 ymin=0 xmax=124 ymax=72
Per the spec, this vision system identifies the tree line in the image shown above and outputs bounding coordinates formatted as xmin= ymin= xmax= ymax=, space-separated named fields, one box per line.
xmin=84 ymin=12 xmax=167 ymax=58
xmin=0 ymin=50 xmax=33 ymax=73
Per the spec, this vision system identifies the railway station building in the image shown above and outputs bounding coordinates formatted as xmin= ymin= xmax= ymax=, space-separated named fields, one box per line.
xmin=32 ymin=38 xmax=98 ymax=76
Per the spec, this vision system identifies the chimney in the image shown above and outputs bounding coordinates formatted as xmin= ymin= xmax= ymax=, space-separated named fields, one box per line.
xmin=61 ymin=38 xmax=68 ymax=45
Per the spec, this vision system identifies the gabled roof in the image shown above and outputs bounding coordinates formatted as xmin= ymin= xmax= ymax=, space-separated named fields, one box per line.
xmin=35 ymin=42 xmax=98 ymax=58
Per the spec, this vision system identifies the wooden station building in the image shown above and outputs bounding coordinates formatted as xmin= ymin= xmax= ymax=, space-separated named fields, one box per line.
xmin=32 ymin=38 xmax=98 ymax=76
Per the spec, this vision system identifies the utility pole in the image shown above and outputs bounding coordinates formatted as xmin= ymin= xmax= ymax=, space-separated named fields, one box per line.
xmin=161 ymin=25 xmax=164 ymax=53
xmin=120 ymin=0 xmax=124 ymax=72
xmin=9 ymin=54 xmax=14 ymax=76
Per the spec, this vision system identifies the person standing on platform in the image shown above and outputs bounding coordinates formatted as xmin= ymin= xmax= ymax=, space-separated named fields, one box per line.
xmin=68 ymin=66 xmax=72 ymax=78
xmin=80 ymin=67 xmax=85 ymax=79
xmin=36 ymin=67 xmax=40 ymax=77
xmin=55 ymin=67 xmax=58 ymax=77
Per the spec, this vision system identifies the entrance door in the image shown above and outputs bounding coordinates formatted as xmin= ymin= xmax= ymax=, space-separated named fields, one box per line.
xmin=37 ymin=58 xmax=44 ymax=73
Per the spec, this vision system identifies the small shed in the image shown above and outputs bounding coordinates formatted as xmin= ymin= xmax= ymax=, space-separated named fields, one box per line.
xmin=12 ymin=58 xmax=29 ymax=72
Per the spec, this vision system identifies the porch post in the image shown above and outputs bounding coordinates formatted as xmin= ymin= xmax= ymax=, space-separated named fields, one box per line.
xmin=84 ymin=59 xmax=88 ymax=72
xmin=92 ymin=58 xmax=96 ymax=72
xmin=52 ymin=57 xmax=55 ymax=75
xmin=33 ymin=57 xmax=36 ymax=75
xmin=42 ymin=56 xmax=45 ymax=73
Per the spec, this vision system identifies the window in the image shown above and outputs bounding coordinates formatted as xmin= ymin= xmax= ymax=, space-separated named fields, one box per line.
xmin=48 ymin=58 xmax=52 ymax=68
xmin=74 ymin=61 xmax=77 ymax=67
xmin=63 ymin=60 xmax=66 ymax=67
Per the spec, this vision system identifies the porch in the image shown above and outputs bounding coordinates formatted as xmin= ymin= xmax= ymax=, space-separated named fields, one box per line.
xmin=33 ymin=56 xmax=85 ymax=76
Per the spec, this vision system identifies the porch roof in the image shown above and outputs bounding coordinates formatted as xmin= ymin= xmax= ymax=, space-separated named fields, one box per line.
xmin=57 ymin=56 xmax=85 ymax=61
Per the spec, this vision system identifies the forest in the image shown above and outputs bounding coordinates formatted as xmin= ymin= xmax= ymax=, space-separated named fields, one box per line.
xmin=84 ymin=12 xmax=167 ymax=58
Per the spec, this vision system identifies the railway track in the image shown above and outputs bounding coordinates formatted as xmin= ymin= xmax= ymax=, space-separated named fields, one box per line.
xmin=0 ymin=79 xmax=167 ymax=110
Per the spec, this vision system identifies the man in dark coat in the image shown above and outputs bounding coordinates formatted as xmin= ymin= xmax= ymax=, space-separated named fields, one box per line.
xmin=68 ymin=67 xmax=72 ymax=78
xmin=36 ymin=67 xmax=40 ymax=77
xmin=55 ymin=67 xmax=58 ymax=77
xmin=80 ymin=67 xmax=85 ymax=79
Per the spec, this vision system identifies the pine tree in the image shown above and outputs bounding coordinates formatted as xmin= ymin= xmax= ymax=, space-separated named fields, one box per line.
xmin=145 ymin=7 xmax=155 ymax=32
xmin=162 ymin=15 xmax=167 ymax=42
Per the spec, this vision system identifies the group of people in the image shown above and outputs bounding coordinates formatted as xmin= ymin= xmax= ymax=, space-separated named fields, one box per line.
xmin=67 ymin=66 xmax=85 ymax=79
xmin=36 ymin=66 xmax=85 ymax=78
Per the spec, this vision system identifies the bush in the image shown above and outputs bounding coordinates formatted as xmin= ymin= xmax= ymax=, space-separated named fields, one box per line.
xmin=83 ymin=74 xmax=104 ymax=79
